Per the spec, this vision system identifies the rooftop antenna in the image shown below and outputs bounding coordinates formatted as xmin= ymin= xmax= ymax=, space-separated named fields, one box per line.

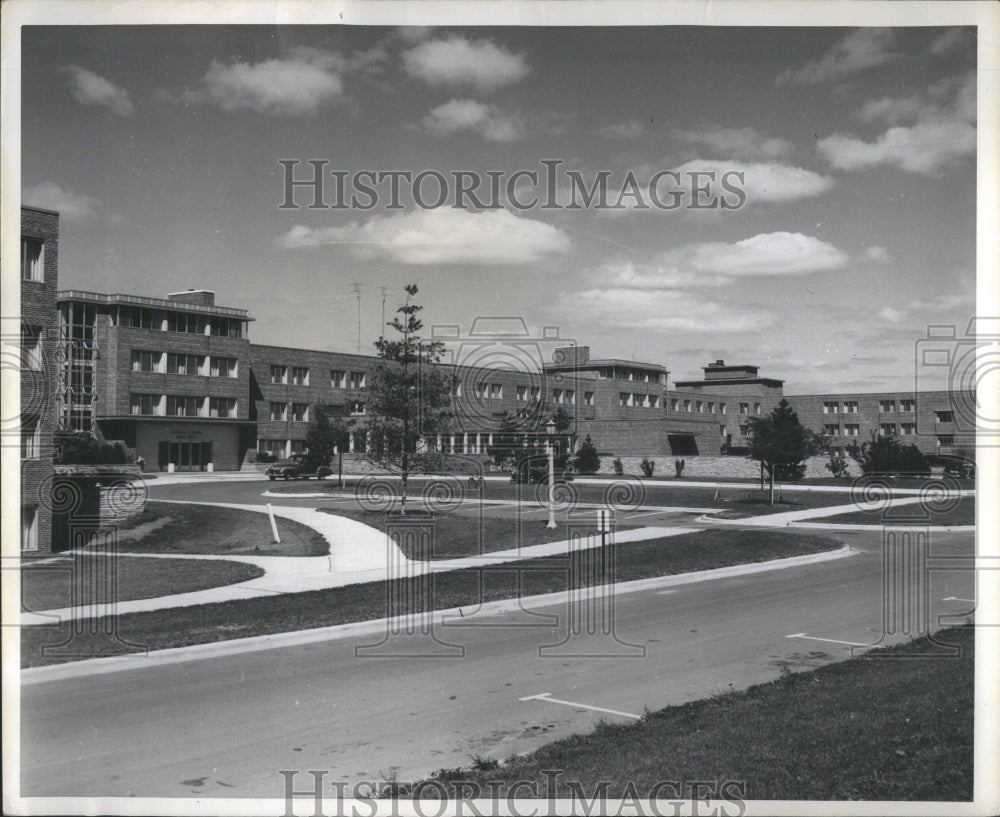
xmin=351 ymin=283 xmax=362 ymax=354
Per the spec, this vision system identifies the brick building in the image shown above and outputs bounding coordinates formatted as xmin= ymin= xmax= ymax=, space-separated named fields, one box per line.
xmin=20 ymin=206 xmax=59 ymax=554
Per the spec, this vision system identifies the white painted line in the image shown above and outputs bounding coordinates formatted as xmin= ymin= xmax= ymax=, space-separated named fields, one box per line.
xmin=655 ymin=590 xmax=676 ymax=596
xmin=943 ymin=597 xmax=976 ymax=604
xmin=519 ymin=692 xmax=641 ymax=720
xmin=786 ymin=632 xmax=873 ymax=648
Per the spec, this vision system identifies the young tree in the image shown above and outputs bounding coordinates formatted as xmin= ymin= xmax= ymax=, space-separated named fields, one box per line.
xmin=851 ymin=430 xmax=931 ymax=477
xmin=747 ymin=399 xmax=824 ymax=504
xmin=305 ymin=404 xmax=353 ymax=465
xmin=366 ymin=284 xmax=453 ymax=513
xmin=575 ymin=434 xmax=601 ymax=474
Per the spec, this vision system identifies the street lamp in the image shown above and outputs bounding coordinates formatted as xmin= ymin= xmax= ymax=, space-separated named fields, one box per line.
xmin=545 ymin=417 xmax=557 ymax=529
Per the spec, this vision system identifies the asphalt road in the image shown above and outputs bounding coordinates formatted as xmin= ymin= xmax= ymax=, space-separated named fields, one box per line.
xmin=20 ymin=497 xmax=975 ymax=800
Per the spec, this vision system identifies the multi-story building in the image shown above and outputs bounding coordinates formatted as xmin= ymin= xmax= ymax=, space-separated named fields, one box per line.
xmin=56 ymin=288 xmax=257 ymax=471
xmin=20 ymin=206 xmax=59 ymax=554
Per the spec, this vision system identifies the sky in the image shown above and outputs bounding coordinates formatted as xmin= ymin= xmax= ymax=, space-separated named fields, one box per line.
xmin=19 ymin=21 xmax=980 ymax=393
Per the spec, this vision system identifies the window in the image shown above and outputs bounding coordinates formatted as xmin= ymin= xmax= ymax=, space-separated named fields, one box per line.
xmin=210 ymin=356 xmax=238 ymax=378
xmin=490 ymin=383 xmax=503 ymax=400
xmin=696 ymin=401 xmax=704 ymax=413
xmin=937 ymin=434 xmax=955 ymax=446
xmin=210 ymin=317 xmax=243 ymax=338
xmin=740 ymin=424 xmax=751 ymax=437
xmin=270 ymin=365 xmax=288 ymax=385
xmin=935 ymin=410 xmax=954 ymax=423
xmin=21 ymin=417 xmax=41 ymax=459
xmin=670 ymin=399 xmax=680 ymax=411
xmin=22 ymin=507 xmax=38 ymax=552
xmin=619 ymin=392 xmax=632 ymax=407
xmin=130 ymin=393 xmax=163 ymax=416
xmin=900 ymin=422 xmax=916 ymax=436
xmin=22 ymin=331 xmax=43 ymax=370
xmin=739 ymin=402 xmax=750 ymax=415
xmin=720 ymin=425 xmax=727 ymax=436
xmin=350 ymin=400 xmax=366 ymax=415
xmin=516 ymin=385 xmax=528 ymax=402
xmin=259 ymin=439 xmax=285 ymax=457
xmin=880 ymin=423 xmax=897 ymax=436
xmin=22 ymin=238 xmax=44 ymax=282
xmin=292 ymin=403 xmax=309 ymax=422
xmin=824 ymin=424 xmax=840 ymax=437
xmin=269 ymin=402 xmax=287 ymax=421
xmin=292 ymin=366 xmax=309 ymax=386
xmin=708 ymin=402 xmax=715 ymax=413
xmin=564 ymin=390 xmax=575 ymax=405
xmin=453 ymin=381 xmax=462 ymax=398
xmin=879 ymin=400 xmax=896 ymax=413
xmin=843 ymin=401 xmax=858 ymax=414
xmin=331 ymin=370 xmax=346 ymax=389
xmin=167 ymin=312 xmax=200 ymax=334
xmin=844 ymin=424 xmax=860 ymax=437
xmin=649 ymin=395 xmax=659 ymax=408
xmin=584 ymin=391 xmax=594 ymax=406
xmin=125 ymin=307 xmax=156 ymax=330
xmin=167 ymin=396 xmax=202 ymax=417
xmin=209 ymin=397 xmax=237 ymax=418
xmin=754 ymin=403 xmax=761 ymax=415
xmin=167 ymin=353 xmax=202 ymax=375
xmin=719 ymin=402 xmax=727 ymax=415
xmin=553 ymin=389 xmax=562 ymax=404
xmin=899 ymin=400 xmax=915 ymax=412
xmin=475 ymin=382 xmax=488 ymax=398
xmin=291 ymin=439 xmax=306 ymax=455
xmin=350 ymin=371 xmax=366 ymax=390
xmin=823 ymin=401 xmax=840 ymax=414
xmin=131 ymin=350 xmax=161 ymax=373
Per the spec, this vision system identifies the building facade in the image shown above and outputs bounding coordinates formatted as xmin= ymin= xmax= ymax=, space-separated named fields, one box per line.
xmin=21 ymin=206 xmax=59 ymax=554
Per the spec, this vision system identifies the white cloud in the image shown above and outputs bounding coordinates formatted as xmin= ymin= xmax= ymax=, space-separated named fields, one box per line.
xmin=929 ymin=28 xmax=969 ymax=57
xmin=180 ymin=50 xmax=345 ymax=116
xmin=275 ymin=208 xmax=570 ymax=265
xmin=402 ymin=36 xmax=529 ymax=91
xmin=676 ymin=232 xmax=849 ymax=277
xmin=63 ymin=66 xmax=135 ymax=117
xmin=596 ymin=263 xmax=730 ymax=290
xmin=597 ymin=120 xmax=647 ymax=140
xmin=420 ymin=99 xmax=524 ymax=142
xmin=777 ymin=29 xmax=896 ymax=86
xmin=22 ymin=182 xmax=100 ymax=221
xmin=879 ymin=307 xmax=905 ymax=323
xmin=819 ymin=71 xmax=975 ymax=175
xmin=674 ymin=159 xmax=835 ymax=203
xmin=571 ymin=287 xmax=773 ymax=334
xmin=673 ymin=126 xmax=793 ymax=160
xmin=864 ymin=246 xmax=892 ymax=264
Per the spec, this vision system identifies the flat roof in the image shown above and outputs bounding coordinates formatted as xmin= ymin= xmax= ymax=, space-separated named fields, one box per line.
xmin=22 ymin=204 xmax=61 ymax=216
xmin=57 ymin=290 xmax=253 ymax=320
xmin=674 ymin=377 xmax=785 ymax=387
xmin=546 ymin=358 xmax=667 ymax=373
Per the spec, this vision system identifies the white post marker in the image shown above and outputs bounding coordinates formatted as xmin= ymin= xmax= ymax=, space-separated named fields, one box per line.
xmin=267 ymin=503 xmax=281 ymax=544
xmin=546 ymin=440 xmax=557 ymax=529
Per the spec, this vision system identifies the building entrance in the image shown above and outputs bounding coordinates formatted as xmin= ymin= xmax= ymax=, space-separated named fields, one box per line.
xmin=667 ymin=433 xmax=699 ymax=456
xmin=158 ymin=441 xmax=213 ymax=471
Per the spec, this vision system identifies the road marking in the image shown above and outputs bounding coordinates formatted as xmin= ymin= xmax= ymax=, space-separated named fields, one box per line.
xmin=943 ymin=597 xmax=976 ymax=604
xmin=786 ymin=632 xmax=873 ymax=648
xmin=519 ymin=692 xmax=641 ymax=720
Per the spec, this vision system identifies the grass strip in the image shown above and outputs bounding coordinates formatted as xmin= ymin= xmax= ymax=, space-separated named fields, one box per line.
xmin=420 ymin=625 xmax=974 ymax=802
xmin=21 ymin=558 xmax=264 ymax=612
xmin=107 ymin=504 xmax=330 ymax=557
xmin=21 ymin=529 xmax=840 ymax=667
xmin=816 ymin=496 xmax=974 ymax=527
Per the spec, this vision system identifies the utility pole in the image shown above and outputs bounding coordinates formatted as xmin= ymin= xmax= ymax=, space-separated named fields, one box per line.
xmin=351 ymin=283 xmax=362 ymax=354
xmin=379 ymin=286 xmax=388 ymax=341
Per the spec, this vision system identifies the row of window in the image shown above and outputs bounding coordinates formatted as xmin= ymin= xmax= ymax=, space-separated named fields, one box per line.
xmin=130 ymin=394 xmax=238 ymax=418
xmin=878 ymin=399 xmax=916 ymax=413
xmin=121 ymin=307 xmax=245 ymax=338
xmin=823 ymin=423 xmax=920 ymax=437
xmin=671 ymin=398 xmax=729 ymax=414
xmin=620 ymin=392 xmax=660 ymax=408
xmin=596 ymin=366 xmax=665 ymax=384
xmin=132 ymin=351 xmax=238 ymax=377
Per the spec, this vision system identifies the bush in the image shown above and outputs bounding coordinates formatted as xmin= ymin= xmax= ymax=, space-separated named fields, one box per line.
xmin=640 ymin=457 xmax=656 ymax=477
xmin=852 ymin=432 xmax=930 ymax=477
xmin=613 ymin=457 xmax=624 ymax=476
xmin=825 ymin=451 xmax=850 ymax=478
xmin=54 ymin=431 xmax=130 ymax=465
xmin=575 ymin=435 xmax=601 ymax=474
xmin=256 ymin=452 xmax=278 ymax=463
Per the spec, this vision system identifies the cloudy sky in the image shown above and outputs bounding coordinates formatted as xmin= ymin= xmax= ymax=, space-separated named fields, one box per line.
xmin=20 ymin=21 xmax=979 ymax=392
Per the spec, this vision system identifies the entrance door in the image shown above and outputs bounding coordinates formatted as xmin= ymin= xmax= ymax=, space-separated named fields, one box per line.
xmin=667 ymin=433 xmax=699 ymax=456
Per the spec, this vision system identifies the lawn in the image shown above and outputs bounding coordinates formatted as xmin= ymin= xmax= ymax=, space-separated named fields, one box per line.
xmin=816 ymin=496 xmax=975 ymax=527
xmin=21 ymin=529 xmax=841 ymax=667
xmin=420 ymin=625 xmax=974 ymax=802
xmin=20 ymin=557 xmax=263 ymax=612
xmin=112 ymin=503 xmax=329 ymax=557
xmin=317 ymin=507 xmax=636 ymax=559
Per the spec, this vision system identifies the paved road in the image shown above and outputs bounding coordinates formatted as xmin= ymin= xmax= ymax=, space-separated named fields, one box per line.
xmin=20 ymin=526 xmax=975 ymax=799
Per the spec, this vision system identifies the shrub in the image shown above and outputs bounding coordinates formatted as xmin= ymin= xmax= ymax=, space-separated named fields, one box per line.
xmin=852 ymin=432 xmax=930 ymax=477
xmin=640 ymin=457 xmax=656 ymax=477
xmin=54 ymin=431 xmax=129 ymax=465
xmin=825 ymin=451 xmax=850 ymax=478
xmin=575 ymin=435 xmax=601 ymax=473
xmin=613 ymin=457 xmax=624 ymax=476
xmin=256 ymin=452 xmax=277 ymax=463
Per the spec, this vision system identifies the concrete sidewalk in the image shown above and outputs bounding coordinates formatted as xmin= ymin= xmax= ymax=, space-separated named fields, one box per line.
xmin=19 ymin=502 xmax=697 ymax=625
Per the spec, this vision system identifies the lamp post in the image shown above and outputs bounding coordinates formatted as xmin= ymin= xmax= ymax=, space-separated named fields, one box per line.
xmin=545 ymin=417 xmax=557 ymax=529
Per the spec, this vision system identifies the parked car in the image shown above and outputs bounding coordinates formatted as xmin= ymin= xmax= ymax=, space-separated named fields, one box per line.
xmin=266 ymin=454 xmax=333 ymax=480
xmin=509 ymin=459 xmax=575 ymax=485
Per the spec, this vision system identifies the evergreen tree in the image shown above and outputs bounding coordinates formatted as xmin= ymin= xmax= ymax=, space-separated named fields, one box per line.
xmin=747 ymin=399 xmax=824 ymax=504
xmin=575 ymin=434 xmax=601 ymax=474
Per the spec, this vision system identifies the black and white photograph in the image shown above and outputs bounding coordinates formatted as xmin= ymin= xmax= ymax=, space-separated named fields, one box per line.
xmin=3 ymin=1 xmax=998 ymax=814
